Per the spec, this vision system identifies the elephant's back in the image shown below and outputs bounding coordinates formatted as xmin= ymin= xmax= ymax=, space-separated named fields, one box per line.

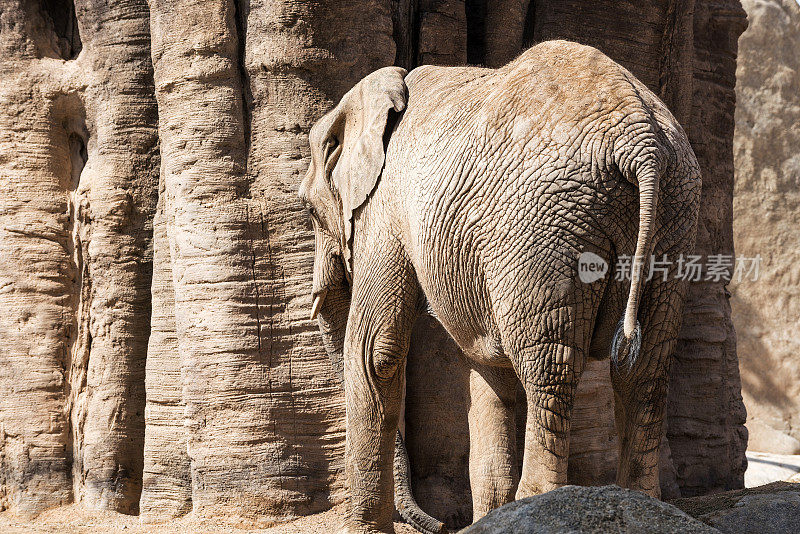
xmin=395 ymin=39 xmax=697 ymax=225
xmin=393 ymin=43 xmax=637 ymax=258
xmin=403 ymin=40 xmax=653 ymax=138
xmin=394 ymin=40 xmax=652 ymax=224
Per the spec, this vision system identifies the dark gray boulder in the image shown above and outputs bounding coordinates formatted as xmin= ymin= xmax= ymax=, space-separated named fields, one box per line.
xmin=673 ymin=481 xmax=800 ymax=534
xmin=460 ymin=485 xmax=720 ymax=533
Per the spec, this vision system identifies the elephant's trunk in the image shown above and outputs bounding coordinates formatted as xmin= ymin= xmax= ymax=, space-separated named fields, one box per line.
xmin=394 ymin=432 xmax=448 ymax=534
xmin=317 ymin=283 xmax=349 ymax=383
xmin=612 ymin=161 xmax=659 ymax=369
xmin=317 ymin=283 xmax=446 ymax=534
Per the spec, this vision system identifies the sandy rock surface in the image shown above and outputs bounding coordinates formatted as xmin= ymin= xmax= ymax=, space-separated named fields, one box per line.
xmin=0 ymin=504 xmax=416 ymax=534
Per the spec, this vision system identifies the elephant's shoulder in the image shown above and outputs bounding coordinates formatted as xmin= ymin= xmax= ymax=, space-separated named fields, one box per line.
xmin=402 ymin=65 xmax=496 ymax=123
xmin=406 ymin=65 xmax=494 ymax=96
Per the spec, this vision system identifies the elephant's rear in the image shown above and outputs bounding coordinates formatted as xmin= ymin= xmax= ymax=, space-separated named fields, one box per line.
xmin=506 ymin=40 xmax=701 ymax=496
xmin=396 ymin=39 xmax=701 ymax=365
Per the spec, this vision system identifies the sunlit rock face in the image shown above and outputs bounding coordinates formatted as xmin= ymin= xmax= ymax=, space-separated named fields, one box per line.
xmin=731 ymin=0 xmax=800 ymax=456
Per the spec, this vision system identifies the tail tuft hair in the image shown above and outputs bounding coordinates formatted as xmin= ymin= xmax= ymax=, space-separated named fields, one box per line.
xmin=611 ymin=318 xmax=641 ymax=372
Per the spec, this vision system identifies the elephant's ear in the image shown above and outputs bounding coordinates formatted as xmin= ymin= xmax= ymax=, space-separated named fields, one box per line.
xmin=328 ymin=66 xmax=407 ymax=268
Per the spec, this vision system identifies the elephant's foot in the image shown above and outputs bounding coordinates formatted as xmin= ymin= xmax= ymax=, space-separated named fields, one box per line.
xmin=468 ymin=364 xmax=518 ymax=521
xmin=618 ymin=466 xmax=661 ymax=499
xmin=339 ymin=508 xmax=395 ymax=534
xmin=515 ymin=478 xmax=562 ymax=500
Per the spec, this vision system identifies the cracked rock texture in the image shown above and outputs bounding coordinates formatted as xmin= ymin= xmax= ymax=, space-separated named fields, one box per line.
xmin=0 ymin=0 xmax=748 ymax=525
xmin=673 ymin=481 xmax=800 ymax=534
xmin=731 ymin=0 xmax=800 ymax=456
xmin=461 ymin=485 xmax=720 ymax=534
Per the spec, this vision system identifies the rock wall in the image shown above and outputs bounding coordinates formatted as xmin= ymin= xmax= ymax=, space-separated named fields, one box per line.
xmin=665 ymin=0 xmax=749 ymax=497
xmin=731 ymin=0 xmax=800 ymax=455
xmin=0 ymin=0 xmax=749 ymax=524
xmin=0 ymin=0 xmax=158 ymax=515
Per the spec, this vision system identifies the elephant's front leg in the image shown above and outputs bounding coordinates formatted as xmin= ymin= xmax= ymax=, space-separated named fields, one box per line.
xmin=344 ymin=350 xmax=402 ymax=533
xmin=468 ymin=363 xmax=518 ymax=520
xmin=343 ymin=250 xmax=420 ymax=533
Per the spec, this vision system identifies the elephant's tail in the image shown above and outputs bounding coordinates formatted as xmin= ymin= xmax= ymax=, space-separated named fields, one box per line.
xmin=611 ymin=160 xmax=660 ymax=371
xmin=394 ymin=431 xmax=448 ymax=534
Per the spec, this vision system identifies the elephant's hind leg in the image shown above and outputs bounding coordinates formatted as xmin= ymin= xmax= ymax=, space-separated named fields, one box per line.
xmin=468 ymin=363 xmax=519 ymax=520
xmin=492 ymin=262 xmax=598 ymax=499
xmin=611 ymin=268 xmax=687 ymax=498
xmin=513 ymin=338 xmax=585 ymax=499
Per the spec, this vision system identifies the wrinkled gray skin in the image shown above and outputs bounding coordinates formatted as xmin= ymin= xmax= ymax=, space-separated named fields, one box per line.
xmin=300 ymin=40 xmax=701 ymax=534
xmin=316 ymin=271 xmax=445 ymax=534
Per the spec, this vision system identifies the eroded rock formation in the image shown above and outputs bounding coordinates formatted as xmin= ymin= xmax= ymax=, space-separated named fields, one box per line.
xmin=0 ymin=0 xmax=157 ymax=515
xmin=0 ymin=0 xmax=748 ymax=525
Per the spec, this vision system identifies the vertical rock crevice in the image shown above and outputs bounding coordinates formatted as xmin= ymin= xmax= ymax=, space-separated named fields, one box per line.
xmin=64 ymin=110 xmax=91 ymax=507
xmin=41 ymin=0 xmax=82 ymax=60
xmin=140 ymin=170 xmax=191 ymax=521
xmin=522 ymin=1 xmax=537 ymax=48
xmin=465 ymin=0 xmax=487 ymax=65
xmin=393 ymin=0 xmax=418 ymax=69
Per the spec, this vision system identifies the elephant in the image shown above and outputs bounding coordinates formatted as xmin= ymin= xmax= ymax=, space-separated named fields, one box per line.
xmin=300 ymin=40 xmax=701 ymax=533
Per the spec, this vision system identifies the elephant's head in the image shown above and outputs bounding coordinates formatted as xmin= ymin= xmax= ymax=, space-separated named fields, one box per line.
xmin=298 ymin=66 xmax=408 ymax=375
